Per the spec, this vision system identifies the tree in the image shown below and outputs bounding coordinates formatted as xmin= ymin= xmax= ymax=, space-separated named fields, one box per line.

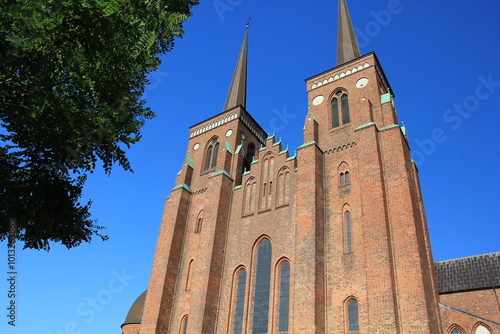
xmin=0 ymin=0 xmax=198 ymax=250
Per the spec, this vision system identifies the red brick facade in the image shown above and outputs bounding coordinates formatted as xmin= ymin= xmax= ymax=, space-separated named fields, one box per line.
xmin=121 ymin=5 xmax=499 ymax=334
xmin=440 ymin=289 xmax=500 ymax=333
xmin=130 ymin=52 xmax=446 ymax=334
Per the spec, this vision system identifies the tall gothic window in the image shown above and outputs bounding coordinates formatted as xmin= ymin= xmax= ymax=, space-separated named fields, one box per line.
xmin=204 ymin=138 xmax=219 ymax=171
xmin=342 ymin=93 xmax=350 ymax=124
xmin=345 ymin=211 xmax=352 ymax=253
xmin=347 ymin=298 xmax=359 ymax=332
xmin=233 ymin=268 xmax=247 ymax=334
xmin=278 ymin=261 xmax=290 ymax=332
xmin=252 ymin=238 xmax=272 ymax=334
xmin=242 ymin=142 xmax=256 ymax=174
xmin=212 ymin=142 xmax=219 ymax=168
xmin=451 ymin=329 xmax=463 ymax=334
xmin=332 ymin=91 xmax=350 ymax=128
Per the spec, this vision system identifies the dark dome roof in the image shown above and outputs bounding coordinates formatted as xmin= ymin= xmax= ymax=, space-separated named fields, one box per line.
xmin=122 ymin=290 xmax=147 ymax=327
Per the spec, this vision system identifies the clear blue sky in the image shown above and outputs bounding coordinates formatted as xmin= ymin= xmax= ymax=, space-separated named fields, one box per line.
xmin=2 ymin=1 xmax=500 ymax=333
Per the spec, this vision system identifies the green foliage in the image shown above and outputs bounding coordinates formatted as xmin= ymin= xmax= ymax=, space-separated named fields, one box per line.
xmin=0 ymin=0 xmax=198 ymax=250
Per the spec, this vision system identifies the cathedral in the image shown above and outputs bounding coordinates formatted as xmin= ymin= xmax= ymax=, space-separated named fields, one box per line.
xmin=120 ymin=1 xmax=500 ymax=333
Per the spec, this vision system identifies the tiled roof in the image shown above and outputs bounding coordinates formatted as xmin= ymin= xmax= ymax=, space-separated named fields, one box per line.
xmin=435 ymin=252 xmax=500 ymax=294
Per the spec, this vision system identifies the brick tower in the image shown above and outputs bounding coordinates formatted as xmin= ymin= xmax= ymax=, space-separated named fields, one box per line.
xmin=127 ymin=1 xmax=445 ymax=333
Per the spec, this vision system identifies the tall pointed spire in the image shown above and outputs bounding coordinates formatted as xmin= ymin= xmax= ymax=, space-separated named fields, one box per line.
xmin=336 ymin=0 xmax=361 ymax=66
xmin=223 ymin=24 xmax=248 ymax=111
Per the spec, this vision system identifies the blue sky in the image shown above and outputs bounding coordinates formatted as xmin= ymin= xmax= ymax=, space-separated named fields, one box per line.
xmin=2 ymin=1 xmax=500 ymax=333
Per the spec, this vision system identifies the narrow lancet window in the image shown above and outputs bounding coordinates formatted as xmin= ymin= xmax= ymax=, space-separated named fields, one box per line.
xmin=180 ymin=315 xmax=188 ymax=334
xmin=342 ymin=93 xmax=350 ymax=124
xmin=205 ymin=138 xmax=219 ymax=171
xmin=205 ymin=145 xmax=213 ymax=171
xmin=185 ymin=260 xmax=193 ymax=291
xmin=242 ymin=143 xmax=256 ymax=173
xmin=332 ymin=91 xmax=350 ymax=128
xmin=195 ymin=210 xmax=203 ymax=233
xmin=332 ymin=98 xmax=340 ymax=128
xmin=252 ymin=239 xmax=272 ymax=334
xmin=347 ymin=299 xmax=359 ymax=332
xmin=278 ymin=261 xmax=290 ymax=332
xmin=233 ymin=269 xmax=247 ymax=334
xmin=345 ymin=211 xmax=352 ymax=252
xmin=212 ymin=142 xmax=219 ymax=169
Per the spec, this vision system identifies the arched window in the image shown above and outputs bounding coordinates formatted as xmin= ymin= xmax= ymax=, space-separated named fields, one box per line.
xmin=338 ymin=162 xmax=351 ymax=187
xmin=212 ymin=142 xmax=219 ymax=169
xmin=332 ymin=97 xmax=340 ymax=128
xmin=205 ymin=145 xmax=213 ymax=170
xmin=347 ymin=298 xmax=359 ymax=332
xmin=332 ymin=91 xmax=350 ymax=128
xmin=451 ymin=329 xmax=463 ymax=334
xmin=185 ymin=260 xmax=193 ymax=291
xmin=204 ymin=138 xmax=219 ymax=171
xmin=242 ymin=142 xmax=256 ymax=174
xmin=180 ymin=315 xmax=188 ymax=334
xmin=278 ymin=261 xmax=290 ymax=333
xmin=345 ymin=211 xmax=352 ymax=252
xmin=195 ymin=210 xmax=203 ymax=233
xmin=252 ymin=238 xmax=272 ymax=334
xmin=232 ymin=268 xmax=247 ymax=334
xmin=342 ymin=94 xmax=350 ymax=124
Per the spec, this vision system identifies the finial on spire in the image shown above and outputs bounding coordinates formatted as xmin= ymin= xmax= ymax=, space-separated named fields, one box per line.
xmin=247 ymin=16 xmax=251 ymax=29
xmin=336 ymin=0 xmax=361 ymax=66
xmin=223 ymin=25 xmax=248 ymax=112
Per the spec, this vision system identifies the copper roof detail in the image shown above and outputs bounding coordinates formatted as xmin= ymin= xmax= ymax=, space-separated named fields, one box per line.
xmin=121 ymin=290 xmax=147 ymax=327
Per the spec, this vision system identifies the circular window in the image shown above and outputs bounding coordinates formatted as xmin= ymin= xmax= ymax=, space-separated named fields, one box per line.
xmin=312 ymin=95 xmax=324 ymax=106
xmin=355 ymin=77 xmax=369 ymax=89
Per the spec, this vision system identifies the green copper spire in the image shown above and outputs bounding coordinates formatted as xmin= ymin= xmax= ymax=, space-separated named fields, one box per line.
xmin=223 ymin=24 xmax=248 ymax=111
xmin=336 ymin=0 xmax=361 ymax=66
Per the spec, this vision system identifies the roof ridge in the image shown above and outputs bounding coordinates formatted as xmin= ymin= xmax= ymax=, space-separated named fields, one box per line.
xmin=435 ymin=251 xmax=500 ymax=264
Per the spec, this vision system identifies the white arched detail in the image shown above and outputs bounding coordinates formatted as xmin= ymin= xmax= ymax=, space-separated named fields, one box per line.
xmin=475 ymin=325 xmax=491 ymax=334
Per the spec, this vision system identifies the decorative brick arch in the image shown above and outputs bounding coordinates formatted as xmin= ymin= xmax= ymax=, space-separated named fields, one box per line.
xmin=260 ymin=152 xmax=275 ymax=210
xmin=243 ymin=177 xmax=257 ymax=215
xmin=276 ymin=166 xmax=291 ymax=207
xmin=448 ymin=324 xmax=466 ymax=334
